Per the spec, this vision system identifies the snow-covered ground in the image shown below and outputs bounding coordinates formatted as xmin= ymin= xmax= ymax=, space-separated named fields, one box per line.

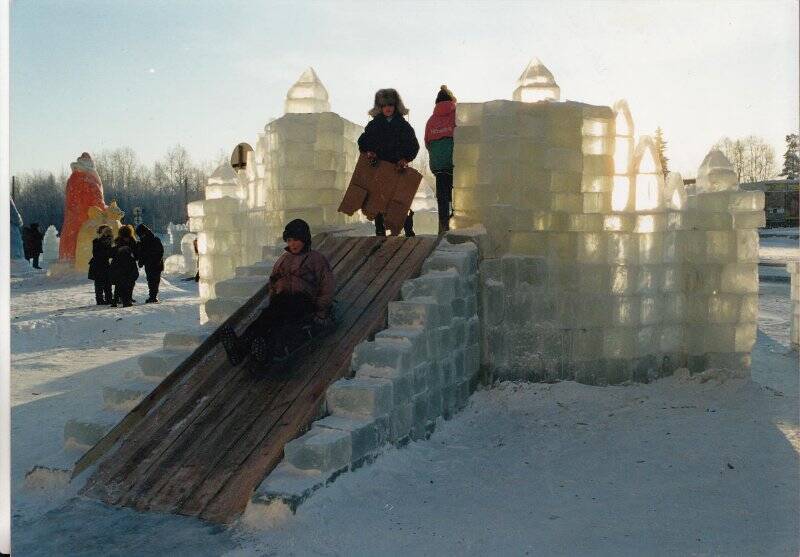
xmin=9 ymin=273 xmax=798 ymax=555
xmin=759 ymin=232 xmax=798 ymax=266
xmin=9 ymin=271 xmax=201 ymax=525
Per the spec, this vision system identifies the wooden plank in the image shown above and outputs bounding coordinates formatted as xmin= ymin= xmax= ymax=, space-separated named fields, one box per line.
xmin=125 ymin=238 xmax=382 ymax=510
xmin=193 ymin=238 xmax=437 ymax=521
xmin=179 ymin=237 xmax=414 ymax=518
xmin=80 ymin=236 xmax=344 ymax=496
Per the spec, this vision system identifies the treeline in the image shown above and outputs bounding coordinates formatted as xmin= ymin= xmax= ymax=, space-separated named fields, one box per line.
xmin=12 ymin=145 xmax=217 ymax=233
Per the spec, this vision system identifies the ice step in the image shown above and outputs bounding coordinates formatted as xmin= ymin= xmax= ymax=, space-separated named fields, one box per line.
xmin=215 ymin=276 xmax=266 ymax=299
xmin=204 ymin=297 xmax=248 ymax=324
xmin=102 ymin=379 xmax=155 ymax=412
xmin=235 ymin=258 xmax=277 ymax=278
xmin=138 ymin=348 xmax=194 ymax=381
xmin=63 ymin=410 xmax=123 ymax=451
xmin=162 ymin=325 xmax=215 ymax=350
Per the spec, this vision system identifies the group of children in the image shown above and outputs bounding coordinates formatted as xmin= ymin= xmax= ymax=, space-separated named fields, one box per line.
xmin=88 ymin=223 xmax=164 ymax=307
xmin=219 ymin=85 xmax=458 ymax=367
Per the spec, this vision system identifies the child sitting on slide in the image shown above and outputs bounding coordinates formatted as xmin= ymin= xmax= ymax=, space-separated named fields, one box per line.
xmin=220 ymin=219 xmax=335 ymax=366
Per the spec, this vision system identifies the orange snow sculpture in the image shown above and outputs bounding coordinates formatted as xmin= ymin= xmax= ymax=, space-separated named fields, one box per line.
xmin=59 ymin=153 xmax=106 ymax=262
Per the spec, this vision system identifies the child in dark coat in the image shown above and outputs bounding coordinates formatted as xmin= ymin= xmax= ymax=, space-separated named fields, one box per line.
xmin=23 ymin=223 xmax=44 ymax=268
xmin=136 ymin=224 xmax=165 ymax=303
xmin=220 ymin=219 xmax=335 ymax=366
xmin=88 ymin=225 xmax=114 ymax=304
xmin=357 ymin=88 xmax=420 ymax=236
xmin=110 ymin=225 xmax=139 ymax=307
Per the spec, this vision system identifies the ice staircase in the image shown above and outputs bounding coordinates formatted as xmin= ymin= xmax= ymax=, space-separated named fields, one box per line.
xmin=74 ymin=234 xmax=438 ymax=524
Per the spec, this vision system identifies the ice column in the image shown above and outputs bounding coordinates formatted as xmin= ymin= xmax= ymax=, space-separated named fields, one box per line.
xmin=684 ymin=149 xmax=763 ymax=370
xmin=188 ymin=179 xmax=245 ymax=323
xmin=257 ymin=111 xmax=363 ymax=244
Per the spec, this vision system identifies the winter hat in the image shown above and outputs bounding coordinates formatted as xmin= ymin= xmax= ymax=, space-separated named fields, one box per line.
xmin=283 ymin=219 xmax=312 ymax=247
xmin=135 ymin=223 xmax=152 ymax=237
xmin=435 ymin=85 xmax=456 ymax=103
xmin=368 ymin=88 xmax=409 ymax=117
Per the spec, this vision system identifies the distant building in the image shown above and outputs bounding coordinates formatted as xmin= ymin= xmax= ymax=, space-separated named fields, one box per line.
xmin=740 ymin=178 xmax=799 ymax=228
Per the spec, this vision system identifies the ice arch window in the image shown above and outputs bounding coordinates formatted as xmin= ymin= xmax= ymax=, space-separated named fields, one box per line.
xmin=612 ymin=100 xmax=634 ymax=212
xmin=231 ymin=143 xmax=254 ymax=171
xmin=633 ymin=136 xmax=664 ymax=212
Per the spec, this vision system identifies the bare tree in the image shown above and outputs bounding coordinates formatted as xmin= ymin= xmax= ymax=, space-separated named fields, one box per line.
xmin=714 ymin=135 xmax=775 ymax=183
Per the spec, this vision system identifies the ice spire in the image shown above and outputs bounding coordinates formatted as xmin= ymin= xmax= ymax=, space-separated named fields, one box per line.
xmin=284 ymin=67 xmax=331 ymax=114
xmin=512 ymin=57 xmax=561 ymax=102
xmin=696 ymin=149 xmax=739 ymax=193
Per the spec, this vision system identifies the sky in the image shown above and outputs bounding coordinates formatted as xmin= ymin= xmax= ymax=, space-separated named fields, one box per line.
xmin=9 ymin=0 xmax=799 ymax=178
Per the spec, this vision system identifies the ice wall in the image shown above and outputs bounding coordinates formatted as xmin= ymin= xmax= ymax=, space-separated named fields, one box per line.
xmin=452 ymin=96 xmax=763 ymax=382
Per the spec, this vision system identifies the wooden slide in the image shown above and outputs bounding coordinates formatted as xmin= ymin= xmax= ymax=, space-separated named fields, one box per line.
xmin=75 ymin=234 xmax=437 ymax=523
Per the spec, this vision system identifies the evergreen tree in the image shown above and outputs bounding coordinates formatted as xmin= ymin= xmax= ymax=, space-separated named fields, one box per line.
xmin=654 ymin=127 xmax=669 ymax=176
xmin=780 ymin=133 xmax=799 ymax=179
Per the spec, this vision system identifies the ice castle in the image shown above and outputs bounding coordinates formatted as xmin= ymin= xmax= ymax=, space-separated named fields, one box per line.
xmin=191 ymin=59 xmax=764 ymax=382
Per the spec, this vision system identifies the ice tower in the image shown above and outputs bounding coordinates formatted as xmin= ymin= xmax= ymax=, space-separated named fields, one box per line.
xmin=512 ymin=57 xmax=561 ymax=103
xmin=450 ymin=59 xmax=763 ymax=382
xmin=189 ymin=68 xmax=363 ymax=323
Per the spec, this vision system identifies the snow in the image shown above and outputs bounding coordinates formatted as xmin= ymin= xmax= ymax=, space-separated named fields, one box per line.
xmin=9 ymin=272 xmax=200 ymax=525
xmin=759 ymin=233 xmax=799 ymax=266
xmin=9 ymin=273 xmax=798 ymax=555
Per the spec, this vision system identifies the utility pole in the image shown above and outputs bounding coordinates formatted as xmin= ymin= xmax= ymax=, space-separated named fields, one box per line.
xmin=183 ymin=175 xmax=190 ymax=222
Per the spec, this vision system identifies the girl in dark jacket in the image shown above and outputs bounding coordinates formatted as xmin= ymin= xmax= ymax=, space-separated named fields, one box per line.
xmin=357 ymin=88 xmax=420 ymax=236
xmin=135 ymin=224 xmax=165 ymax=303
xmin=110 ymin=225 xmax=139 ymax=307
xmin=88 ymin=225 xmax=114 ymax=304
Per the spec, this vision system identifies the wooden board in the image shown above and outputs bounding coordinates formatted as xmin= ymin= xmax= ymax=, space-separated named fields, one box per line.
xmin=337 ymin=154 xmax=423 ymax=235
xmin=80 ymin=235 xmax=437 ymax=523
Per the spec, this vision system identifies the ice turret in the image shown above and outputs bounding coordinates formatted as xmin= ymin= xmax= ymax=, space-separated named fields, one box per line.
xmin=205 ymin=162 xmax=247 ymax=200
xmin=512 ymin=57 xmax=561 ymax=102
xmin=696 ymin=149 xmax=739 ymax=193
xmin=284 ymin=67 xmax=331 ymax=114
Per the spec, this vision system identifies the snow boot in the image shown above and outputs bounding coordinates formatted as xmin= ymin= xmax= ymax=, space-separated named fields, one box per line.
xmin=145 ymin=298 xmax=159 ymax=304
xmin=219 ymin=325 xmax=247 ymax=366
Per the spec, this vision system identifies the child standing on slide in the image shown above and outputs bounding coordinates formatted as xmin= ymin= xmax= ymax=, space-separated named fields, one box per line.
xmin=357 ymin=88 xmax=420 ymax=237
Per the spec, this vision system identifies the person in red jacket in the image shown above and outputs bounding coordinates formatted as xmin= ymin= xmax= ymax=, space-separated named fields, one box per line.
xmin=219 ymin=219 xmax=335 ymax=366
xmin=424 ymin=85 xmax=457 ymax=234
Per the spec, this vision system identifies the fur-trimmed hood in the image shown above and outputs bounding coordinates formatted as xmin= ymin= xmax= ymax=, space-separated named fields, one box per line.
xmin=368 ymin=88 xmax=409 ymax=117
